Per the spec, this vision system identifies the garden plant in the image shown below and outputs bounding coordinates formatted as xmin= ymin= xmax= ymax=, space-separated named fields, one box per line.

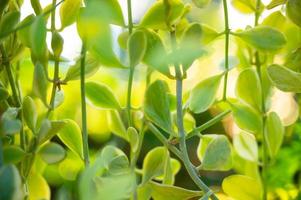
xmin=0 ymin=0 xmax=301 ymax=199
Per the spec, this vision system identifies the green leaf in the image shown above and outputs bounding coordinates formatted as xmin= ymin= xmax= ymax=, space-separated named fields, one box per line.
xmin=264 ymin=112 xmax=284 ymax=158
xmin=58 ymin=151 xmax=84 ymax=181
xmin=197 ymin=135 xmax=216 ymax=161
xmin=192 ymin=0 xmax=212 ymax=8
xmin=142 ymin=147 xmax=168 ymax=184
xmin=286 ymin=0 xmax=301 ymax=27
xmin=140 ymin=0 xmax=185 ymax=29
xmin=63 ymin=54 xmax=100 ymax=82
xmin=189 ymin=74 xmax=222 ymax=113
xmin=85 ymin=0 xmax=124 ymax=26
xmin=60 ymin=0 xmax=81 ymax=29
xmin=142 ymin=30 xmax=170 ymax=77
xmin=0 ymin=108 xmax=22 ymax=136
xmin=236 ymin=68 xmax=262 ymax=111
xmin=267 ymin=0 xmax=287 ymax=9
xmin=232 ymin=0 xmax=263 ymax=14
xmin=231 ymin=102 xmax=262 ymax=134
xmin=86 ymin=81 xmax=120 ymax=110
xmin=199 ymin=135 xmax=232 ymax=171
xmin=77 ymin=7 xmax=124 ymax=68
xmin=107 ymin=155 xmax=130 ymax=175
xmin=128 ymin=30 xmax=147 ymax=68
xmin=30 ymin=0 xmax=43 ymax=15
xmin=144 ymin=80 xmax=173 ymax=134
xmin=0 ymin=11 xmax=20 ymax=40
xmin=127 ymin=127 xmax=139 ymax=153
xmin=51 ymin=32 xmax=64 ymax=57
xmin=267 ymin=64 xmax=301 ymax=93
xmin=233 ymin=131 xmax=258 ymax=162
xmin=0 ymin=0 xmax=9 ymax=15
xmin=0 ymin=88 xmax=9 ymax=101
xmin=22 ymin=96 xmax=37 ymax=133
xmin=3 ymin=146 xmax=26 ymax=164
xmin=33 ymin=62 xmax=49 ymax=106
xmin=30 ymin=16 xmax=47 ymax=59
xmin=18 ymin=14 xmax=35 ymax=47
xmin=107 ymin=110 xmax=127 ymax=140
xmin=0 ymin=165 xmax=23 ymax=200
xmin=234 ymin=26 xmax=286 ymax=51
xmin=39 ymin=142 xmax=66 ymax=164
xmin=57 ymin=120 xmax=83 ymax=159
xmin=38 ymin=120 xmax=67 ymax=144
xmin=149 ymin=182 xmax=203 ymax=200
xmin=222 ymin=175 xmax=262 ymax=200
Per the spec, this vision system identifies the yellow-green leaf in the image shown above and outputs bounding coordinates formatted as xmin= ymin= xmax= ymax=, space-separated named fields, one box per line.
xmin=286 ymin=0 xmax=301 ymax=27
xmin=233 ymin=131 xmax=258 ymax=162
xmin=128 ymin=30 xmax=147 ymax=68
xmin=60 ymin=0 xmax=81 ymax=29
xmin=22 ymin=96 xmax=37 ymax=133
xmin=39 ymin=142 xmax=66 ymax=164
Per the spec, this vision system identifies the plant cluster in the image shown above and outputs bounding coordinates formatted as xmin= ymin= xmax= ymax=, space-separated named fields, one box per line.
xmin=0 ymin=0 xmax=301 ymax=199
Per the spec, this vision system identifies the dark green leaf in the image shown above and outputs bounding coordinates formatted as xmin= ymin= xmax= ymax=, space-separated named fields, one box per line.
xmin=286 ymin=0 xmax=301 ymax=27
xmin=0 ymin=165 xmax=23 ymax=200
xmin=3 ymin=146 xmax=26 ymax=164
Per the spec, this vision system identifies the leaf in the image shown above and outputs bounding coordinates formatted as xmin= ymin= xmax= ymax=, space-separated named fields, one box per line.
xmin=128 ymin=127 xmax=139 ymax=153
xmin=107 ymin=155 xmax=130 ymax=175
xmin=197 ymin=135 xmax=217 ymax=161
xmin=86 ymin=81 xmax=120 ymax=110
xmin=30 ymin=16 xmax=47 ymax=59
xmin=54 ymin=90 xmax=64 ymax=109
xmin=232 ymin=0 xmax=263 ymax=14
xmin=0 ymin=165 xmax=23 ymax=200
xmin=264 ymin=112 xmax=284 ymax=158
xmin=234 ymin=26 xmax=286 ymax=51
xmin=0 ymin=87 xmax=9 ymax=101
xmin=39 ymin=142 xmax=66 ymax=164
xmin=58 ymin=151 xmax=84 ymax=181
xmin=233 ymin=131 xmax=258 ymax=162
xmin=0 ymin=11 xmax=20 ymax=40
xmin=57 ymin=119 xmax=83 ymax=159
xmin=140 ymin=0 xmax=185 ymax=29
xmin=142 ymin=30 xmax=170 ymax=77
xmin=231 ymin=102 xmax=262 ymax=134
xmin=192 ymin=0 xmax=212 ymax=8
xmin=222 ymin=175 xmax=262 ymax=200
xmin=30 ymin=0 xmax=43 ymax=15
xmin=0 ymin=0 xmax=9 ymax=15
xmin=267 ymin=0 xmax=287 ymax=9
xmin=38 ymin=120 xmax=67 ymax=144
xmin=77 ymin=7 xmax=124 ymax=68
xmin=267 ymin=64 xmax=301 ymax=93
xmin=18 ymin=14 xmax=35 ymax=47
xmin=199 ymin=135 xmax=232 ymax=171
xmin=0 ymin=108 xmax=22 ymax=136
xmin=33 ymin=62 xmax=49 ymax=106
xmin=60 ymin=0 xmax=81 ymax=29
xmin=85 ymin=0 xmax=124 ymax=26
xmin=28 ymin=172 xmax=50 ymax=200
xmin=3 ymin=146 xmax=26 ymax=164
xmin=63 ymin=54 xmax=100 ymax=82
xmin=51 ymin=31 xmax=64 ymax=57
xmin=128 ymin=30 xmax=147 ymax=68
xmin=149 ymin=182 xmax=203 ymax=200
xmin=286 ymin=0 xmax=301 ymax=27
xmin=142 ymin=147 xmax=168 ymax=184
xmin=236 ymin=68 xmax=262 ymax=111
xmin=107 ymin=110 xmax=127 ymax=140
xmin=189 ymin=74 xmax=222 ymax=113
xmin=22 ymin=96 xmax=37 ymax=133
xmin=144 ymin=80 xmax=173 ymax=134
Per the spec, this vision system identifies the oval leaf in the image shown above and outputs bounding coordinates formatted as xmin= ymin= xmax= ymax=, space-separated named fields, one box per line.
xmin=23 ymin=96 xmax=37 ymax=133
xmin=233 ymin=131 xmax=258 ymax=162
xmin=128 ymin=30 xmax=147 ymax=68
xmin=60 ymin=0 xmax=81 ymax=29
xmin=39 ymin=142 xmax=66 ymax=164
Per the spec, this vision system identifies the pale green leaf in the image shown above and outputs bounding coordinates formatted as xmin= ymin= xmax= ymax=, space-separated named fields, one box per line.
xmin=22 ymin=96 xmax=37 ymax=133
xmin=60 ymin=0 xmax=81 ymax=28
xmin=233 ymin=131 xmax=258 ymax=162
xmin=128 ymin=30 xmax=147 ymax=67
xmin=39 ymin=142 xmax=66 ymax=164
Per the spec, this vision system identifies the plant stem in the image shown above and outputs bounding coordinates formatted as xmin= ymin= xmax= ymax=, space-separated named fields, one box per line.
xmin=185 ymin=109 xmax=231 ymax=140
xmin=0 ymin=138 xmax=3 ymax=167
xmin=80 ymin=44 xmax=90 ymax=167
xmin=126 ymin=0 xmax=134 ymax=127
xmin=222 ymin=0 xmax=230 ymax=101
xmin=254 ymin=1 xmax=268 ymax=199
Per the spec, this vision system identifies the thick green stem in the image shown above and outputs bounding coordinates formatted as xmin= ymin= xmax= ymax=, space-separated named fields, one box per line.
xmin=254 ymin=1 xmax=268 ymax=199
xmin=126 ymin=0 xmax=134 ymax=127
xmin=222 ymin=0 xmax=230 ymax=101
xmin=80 ymin=44 xmax=90 ymax=167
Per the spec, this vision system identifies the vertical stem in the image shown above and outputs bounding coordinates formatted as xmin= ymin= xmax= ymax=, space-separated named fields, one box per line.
xmin=0 ymin=138 xmax=3 ymax=167
xmin=222 ymin=0 xmax=230 ymax=101
xmin=254 ymin=1 xmax=268 ymax=199
xmin=171 ymin=31 xmax=218 ymax=200
xmin=80 ymin=44 xmax=90 ymax=167
xmin=126 ymin=0 xmax=134 ymax=127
